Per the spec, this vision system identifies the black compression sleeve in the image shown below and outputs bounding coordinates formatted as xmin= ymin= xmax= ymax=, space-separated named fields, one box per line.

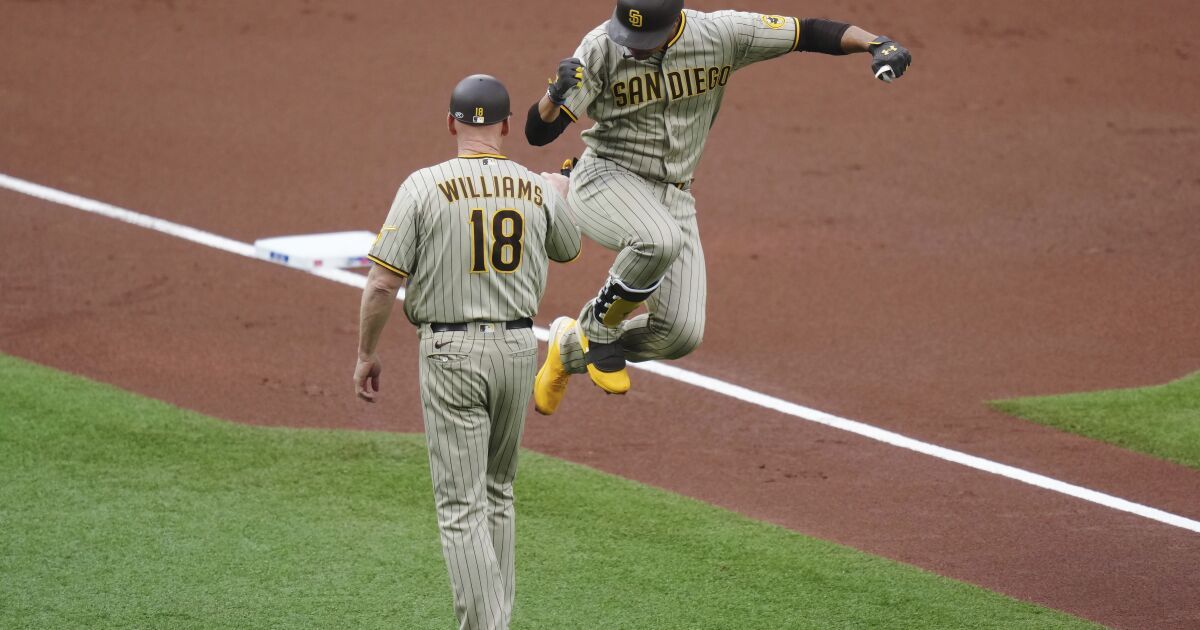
xmin=525 ymin=103 xmax=572 ymax=147
xmin=795 ymin=18 xmax=852 ymax=55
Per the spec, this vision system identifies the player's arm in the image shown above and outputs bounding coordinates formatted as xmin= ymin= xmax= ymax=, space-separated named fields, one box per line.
xmin=526 ymin=58 xmax=583 ymax=146
xmin=795 ymin=20 xmax=913 ymax=80
xmin=527 ymin=36 xmax=602 ymax=146
xmin=832 ymin=26 xmax=882 ymax=53
xmin=526 ymin=99 xmax=572 ymax=147
xmin=727 ymin=12 xmax=911 ymax=81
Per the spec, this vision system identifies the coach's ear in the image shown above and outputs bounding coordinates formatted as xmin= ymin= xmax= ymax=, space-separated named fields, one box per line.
xmin=500 ymin=117 xmax=510 ymax=137
xmin=447 ymin=114 xmax=458 ymax=136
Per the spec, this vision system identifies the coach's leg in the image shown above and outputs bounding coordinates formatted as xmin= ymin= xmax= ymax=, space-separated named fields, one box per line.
xmin=484 ymin=329 xmax=537 ymax=628
xmin=419 ymin=337 xmax=506 ymax=630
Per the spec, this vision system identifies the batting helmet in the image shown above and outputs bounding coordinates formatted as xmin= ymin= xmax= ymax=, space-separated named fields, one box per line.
xmin=606 ymin=0 xmax=684 ymax=50
xmin=449 ymin=74 xmax=511 ymax=126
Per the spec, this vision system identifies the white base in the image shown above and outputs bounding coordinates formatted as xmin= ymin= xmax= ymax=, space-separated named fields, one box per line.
xmin=253 ymin=230 xmax=376 ymax=270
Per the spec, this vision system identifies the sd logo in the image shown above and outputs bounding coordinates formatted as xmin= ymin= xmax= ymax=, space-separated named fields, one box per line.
xmin=761 ymin=15 xmax=786 ymax=29
xmin=629 ymin=9 xmax=643 ymax=28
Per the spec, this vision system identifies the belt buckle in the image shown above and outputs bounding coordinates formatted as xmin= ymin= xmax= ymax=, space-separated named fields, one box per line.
xmin=478 ymin=323 xmax=496 ymax=335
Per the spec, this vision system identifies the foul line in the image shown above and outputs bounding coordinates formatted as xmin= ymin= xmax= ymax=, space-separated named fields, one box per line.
xmin=3 ymin=171 xmax=1198 ymax=535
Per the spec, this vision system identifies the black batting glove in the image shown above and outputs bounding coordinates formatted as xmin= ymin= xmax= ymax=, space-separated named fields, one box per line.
xmin=547 ymin=58 xmax=583 ymax=105
xmin=867 ymin=37 xmax=912 ymax=82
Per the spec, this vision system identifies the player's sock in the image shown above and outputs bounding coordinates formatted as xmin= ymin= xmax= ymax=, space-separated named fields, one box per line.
xmin=592 ymin=276 xmax=660 ymax=328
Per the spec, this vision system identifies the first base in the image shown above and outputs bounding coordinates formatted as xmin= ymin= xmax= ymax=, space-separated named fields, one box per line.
xmin=253 ymin=231 xmax=376 ymax=270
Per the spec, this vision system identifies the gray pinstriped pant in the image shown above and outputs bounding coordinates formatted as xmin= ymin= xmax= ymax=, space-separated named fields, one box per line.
xmin=559 ymin=152 xmax=707 ymax=372
xmin=417 ymin=324 xmax=537 ymax=630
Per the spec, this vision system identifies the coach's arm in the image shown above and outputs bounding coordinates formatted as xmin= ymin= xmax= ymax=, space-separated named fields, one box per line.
xmin=354 ymin=264 xmax=405 ymax=403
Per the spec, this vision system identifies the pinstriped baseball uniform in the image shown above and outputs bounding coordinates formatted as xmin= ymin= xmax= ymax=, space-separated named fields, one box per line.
xmin=551 ymin=9 xmax=801 ymax=368
xmin=368 ymin=153 xmax=580 ymax=630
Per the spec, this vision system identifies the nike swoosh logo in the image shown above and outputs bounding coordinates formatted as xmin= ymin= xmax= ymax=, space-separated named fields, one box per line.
xmin=434 ymin=340 xmax=451 ymax=349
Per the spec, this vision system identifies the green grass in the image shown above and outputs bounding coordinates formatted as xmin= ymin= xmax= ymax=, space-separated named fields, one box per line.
xmin=0 ymin=354 xmax=1097 ymax=629
xmin=992 ymin=372 xmax=1200 ymax=470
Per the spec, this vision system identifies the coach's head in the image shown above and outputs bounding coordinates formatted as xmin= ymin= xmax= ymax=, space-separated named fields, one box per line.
xmin=607 ymin=0 xmax=684 ymax=60
xmin=448 ymin=74 xmax=511 ymax=147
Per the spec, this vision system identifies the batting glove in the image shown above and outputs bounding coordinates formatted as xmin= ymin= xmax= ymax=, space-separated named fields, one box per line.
xmin=867 ymin=37 xmax=912 ymax=82
xmin=547 ymin=58 xmax=583 ymax=105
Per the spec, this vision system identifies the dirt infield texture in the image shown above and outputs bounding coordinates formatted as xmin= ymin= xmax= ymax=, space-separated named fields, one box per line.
xmin=2 ymin=1 xmax=1198 ymax=628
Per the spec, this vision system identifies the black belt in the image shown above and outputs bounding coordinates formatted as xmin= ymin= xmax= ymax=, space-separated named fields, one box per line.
xmin=430 ymin=318 xmax=533 ymax=332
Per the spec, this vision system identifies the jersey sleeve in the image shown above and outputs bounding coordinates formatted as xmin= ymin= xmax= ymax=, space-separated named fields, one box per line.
xmin=715 ymin=11 xmax=800 ymax=71
xmin=368 ymin=180 xmax=420 ymax=277
xmin=541 ymin=182 xmax=582 ymax=263
xmin=558 ymin=32 xmax=606 ymax=124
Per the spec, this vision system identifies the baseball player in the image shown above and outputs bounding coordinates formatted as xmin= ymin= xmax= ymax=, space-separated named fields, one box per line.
xmin=524 ymin=0 xmax=912 ymax=414
xmin=354 ymin=74 xmax=581 ymax=630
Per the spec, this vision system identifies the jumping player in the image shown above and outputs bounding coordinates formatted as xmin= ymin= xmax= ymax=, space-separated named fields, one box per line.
xmin=525 ymin=0 xmax=912 ymax=414
xmin=355 ymin=75 xmax=580 ymax=629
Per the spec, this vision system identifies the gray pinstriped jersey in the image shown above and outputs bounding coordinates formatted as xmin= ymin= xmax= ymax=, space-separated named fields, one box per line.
xmin=561 ymin=9 xmax=800 ymax=183
xmin=368 ymin=154 xmax=581 ymax=324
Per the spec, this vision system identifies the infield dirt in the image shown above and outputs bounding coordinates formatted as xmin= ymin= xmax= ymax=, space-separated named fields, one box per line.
xmin=2 ymin=1 xmax=1198 ymax=628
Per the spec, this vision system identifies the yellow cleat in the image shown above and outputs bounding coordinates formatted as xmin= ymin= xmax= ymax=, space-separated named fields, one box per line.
xmin=586 ymin=363 xmax=630 ymax=395
xmin=534 ymin=317 xmax=576 ymax=415
xmin=576 ymin=323 xmax=630 ymax=395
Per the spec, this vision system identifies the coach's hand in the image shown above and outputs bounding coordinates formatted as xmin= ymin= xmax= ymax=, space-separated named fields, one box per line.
xmin=541 ymin=172 xmax=571 ymax=200
xmin=355 ymin=355 xmax=382 ymax=402
xmin=547 ymin=58 xmax=583 ymax=104
xmin=867 ymin=37 xmax=911 ymax=82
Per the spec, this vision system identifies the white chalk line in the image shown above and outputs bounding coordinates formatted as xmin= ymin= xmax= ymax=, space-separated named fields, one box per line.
xmin=2 ymin=171 xmax=1197 ymax=535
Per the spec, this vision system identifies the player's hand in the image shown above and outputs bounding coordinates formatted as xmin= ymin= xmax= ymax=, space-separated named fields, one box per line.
xmin=354 ymin=355 xmax=382 ymax=403
xmin=867 ymin=37 xmax=911 ymax=83
xmin=541 ymin=172 xmax=571 ymax=200
xmin=547 ymin=58 xmax=583 ymax=105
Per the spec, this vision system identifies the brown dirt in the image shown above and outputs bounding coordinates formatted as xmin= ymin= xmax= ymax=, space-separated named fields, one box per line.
xmin=2 ymin=1 xmax=1198 ymax=628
